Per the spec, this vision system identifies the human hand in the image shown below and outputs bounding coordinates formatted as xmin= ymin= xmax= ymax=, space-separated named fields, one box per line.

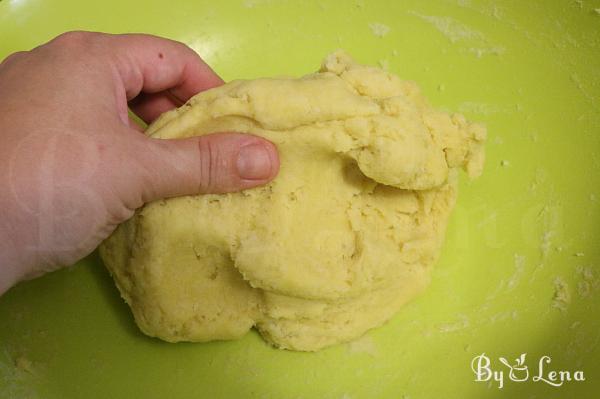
xmin=0 ymin=31 xmax=280 ymax=295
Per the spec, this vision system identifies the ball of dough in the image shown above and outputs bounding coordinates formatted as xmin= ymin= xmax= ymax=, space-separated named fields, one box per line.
xmin=99 ymin=51 xmax=486 ymax=351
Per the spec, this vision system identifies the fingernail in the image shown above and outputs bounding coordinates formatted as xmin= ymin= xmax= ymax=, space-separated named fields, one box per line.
xmin=236 ymin=142 xmax=273 ymax=180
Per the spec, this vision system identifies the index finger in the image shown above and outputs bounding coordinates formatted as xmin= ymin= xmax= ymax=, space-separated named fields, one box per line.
xmin=104 ymin=33 xmax=224 ymax=123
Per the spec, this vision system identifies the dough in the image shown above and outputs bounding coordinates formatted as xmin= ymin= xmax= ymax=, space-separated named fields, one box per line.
xmin=99 ymin=51 xmax=485 ymax=351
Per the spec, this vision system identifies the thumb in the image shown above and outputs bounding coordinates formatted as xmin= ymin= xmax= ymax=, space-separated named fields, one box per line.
xmin=133 ymin=132 xmax=279 ymax=202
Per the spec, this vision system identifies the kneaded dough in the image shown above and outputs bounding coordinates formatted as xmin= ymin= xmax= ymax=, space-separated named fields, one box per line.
xmin=99 ymin=51 xmax=486 ymax=351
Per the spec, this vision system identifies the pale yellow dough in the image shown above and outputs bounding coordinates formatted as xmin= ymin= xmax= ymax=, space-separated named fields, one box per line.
xmin=99 ymin=51 xmax=486 ymax=351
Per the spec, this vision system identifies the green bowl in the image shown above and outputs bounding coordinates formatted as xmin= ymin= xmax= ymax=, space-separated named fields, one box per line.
xmin=1 ymin=1 xmax=599 ymax=398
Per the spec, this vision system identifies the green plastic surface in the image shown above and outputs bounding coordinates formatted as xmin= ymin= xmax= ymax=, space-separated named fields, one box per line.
xmin=1 ymin=0 xmax=599 ymax=398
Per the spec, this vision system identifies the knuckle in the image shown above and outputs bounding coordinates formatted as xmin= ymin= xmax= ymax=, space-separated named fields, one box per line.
xmin=172 ymin=39 xmax=192 ymax=53
xmin=46 ymin=31 xmax=106 ymax=68
xmin=198 ymin=136 xmax=228 ymax=193
xmin=197 ymin=137 xmax=214 ymax=192
xmin=52 ymin=30 xmax=93 ymax=46
xmin=0 ymin=51 xmax=26 ymax=67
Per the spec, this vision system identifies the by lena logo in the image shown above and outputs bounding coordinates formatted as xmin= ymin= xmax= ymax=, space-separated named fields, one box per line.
xmin=471 ymin=353 xmax=585 ymax=389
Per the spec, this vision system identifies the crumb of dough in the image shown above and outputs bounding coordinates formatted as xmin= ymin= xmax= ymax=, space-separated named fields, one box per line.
xmin=552 ymin=277 xmax=571 ymax=312
xmin=99 ymin=51 xmax=486 ymax=351
xmin=437 ymin=314 xmax=470 ymax=332
xmin=14 ymin=356 xmax=34 ymax=374
xmin=576 ymin=265 xmax=598 ymax=298
xmin=507 ymin=254 xmax=525 ymax=289
xmin=377 ymin=59 xmax=390 ymax=70
xmin=540 ymin=230 xmax=554 ymax=259
xmin=369 ymin=22 xmax=390 ymax=37
xmin=347 ymin=335 xmax=378 ymax=356
xmin=578 ymin=280 xmax=591 ymax=298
